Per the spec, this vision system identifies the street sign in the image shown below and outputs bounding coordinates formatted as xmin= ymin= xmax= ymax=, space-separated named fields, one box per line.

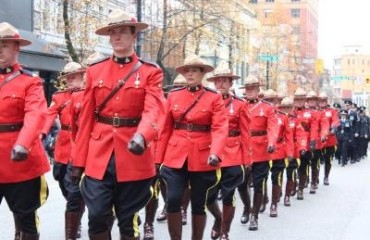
xmin=258 ymin=54 xmax=279 ymax=62
xmin=331 ymin=76 xmax=348 ymax=81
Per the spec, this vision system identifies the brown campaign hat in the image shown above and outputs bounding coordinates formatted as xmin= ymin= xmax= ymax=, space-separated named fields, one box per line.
xmin=95 ymin=9 xmax=149 ymax=35
xmin=263 ymin=89 xmax=277 ymax=99
xmin=293 ymin=87 xmax=307 ymax=99
xmin=306 ymin=90 xmax=318 ymax=99
xmin=280 ymin=97 xmax=294 ymax=106
xmin=207 ymin=62 xmax=240 ymax=81
xmin=59 ymin=62 xmax=85 ymax=79
xmin=0 ymin=22 xmax=31 ymax=46
xmin=242 ymin=75 xmax=264 ymax=87
xmin=175 ymin=55 xmax=214 ymax=75
xmin=85 ymin=51 xmax=106 ymax=66
xmin=318 ymin=92 xmax=328 ymax=99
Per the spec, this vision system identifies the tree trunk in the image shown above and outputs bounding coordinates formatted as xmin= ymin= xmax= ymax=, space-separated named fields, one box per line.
xmin=63 ymin=0 xmax=79 ymax=62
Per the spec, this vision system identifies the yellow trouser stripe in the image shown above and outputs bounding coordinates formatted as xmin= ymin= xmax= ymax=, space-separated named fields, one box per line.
xmin=204 ymin=169 xmax=222 ymax=212
xmin=39 ymin=175 xmax=48 ymax=206
xmin=133 ymin=213 xmax=140 ymax=238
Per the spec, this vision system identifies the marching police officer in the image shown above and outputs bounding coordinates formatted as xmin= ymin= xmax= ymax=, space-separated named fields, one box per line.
xmin=357 ymin=107 xmax=369 ymax=160
xmin=43 ymin=62 xmax=86 ymax=240
xmin=0 ymin=22 xmax=49 ymax=240
xmin=158 ymin=55 xmax=228 ymax=240
xmin=205 ymin=62 xmax=247 ymax=239
xmin=319 ymin=93 xmax=339 ymax=186
xmin=337 ymin=110 xmax=352 ymax=166
xmin=71 ymin=9 xmax=165 ymax=239
xmin=242 ymin=76 xmax=279 ymax=231
xmin=293 ymin=88 xmax=319 ymax=200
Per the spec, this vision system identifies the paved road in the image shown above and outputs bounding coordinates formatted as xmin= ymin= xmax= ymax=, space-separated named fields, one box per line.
xmin=1 ymin=158 xmax=370 ymax=239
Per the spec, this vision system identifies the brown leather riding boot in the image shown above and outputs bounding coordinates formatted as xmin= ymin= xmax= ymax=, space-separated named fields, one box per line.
xmin=259 ymin=184 xmax=269 ymax=213
xmin=19 ymin=232 xmax=39 ymax=240
xmin=65 ymin=212 xmax=80 ymax=240
xmin=89 ymin=231 xmax=111 ymax=240
xmin=157 ymin=180 xmax=167 ymax=222
xmin=120 ymin=235 xmax=140 ymax=240
xmin=191 ymin=214 xmax=206 ymax=240
xmin=284 ymin=180 xmax=294 ymax=206
xmin=238 ymin=188 xmax=251 ymax=224
xmin=297 ymin=173 xmax=307 ymax=200
xmin=167 ymin=212 xmax=182 ymax=240
xmin=77 ymin=201 xmax=85 ymax=238
xmin=310 ymin=167 xmax=319 ymax=194
xmin=207 ymin=202 xmax=222 ymax=240
xmin=143 ymin=198 xmax=158 ymax=240
xmin=270 ymin=185 xmax=281 ymax=217
xmin=14 ymin=214 xmax=20 ymax=240
xmin=249 ymin=192 xmax=263 ymax=231
xmin=220 ymin=205 xmax=235 ymax=240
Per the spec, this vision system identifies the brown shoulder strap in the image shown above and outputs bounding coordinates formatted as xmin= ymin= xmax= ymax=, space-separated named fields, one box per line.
xmin=177 ymin=89 xmax=206 ymax=122
xmin=95 ymin=61 xmax=142 ymax=117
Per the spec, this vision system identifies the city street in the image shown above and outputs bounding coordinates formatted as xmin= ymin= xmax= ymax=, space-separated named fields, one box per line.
xmin=1 ymin=158 xmax=370 ymax=240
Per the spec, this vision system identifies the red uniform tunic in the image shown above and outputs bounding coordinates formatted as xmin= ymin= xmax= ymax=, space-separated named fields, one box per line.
xmin=323 ymin=107 xmax=340 ymax=147
xmin=245 ymin=100 xmax=279 ymax=162
xmin=70 ymin=89 xmax=85 ymax=142
xmin=270 ymin=111 xmax=291 ymax=160
xmin=0 ymin=64 xmax=49 ymax=183
xmin=72 ymin=55 xmax=165 ymax=182
xmin=311 ymin=109 xmax=330 ymax=150
xmin=294 ymin=108 xmax=319 ymax=151
xmin=284 ymin=115 xmax=308 ymax=159
xmin=42 ymin=90 xmax=73 ymax=164
xmin=159 ymin=86 xmax=228 ymax=171
xmin=221 ymin=95 xmax=248 ymax=167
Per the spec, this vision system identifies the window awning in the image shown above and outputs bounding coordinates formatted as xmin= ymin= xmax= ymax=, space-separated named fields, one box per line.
xmin=18 ymin=30 xmax=67 ymax=72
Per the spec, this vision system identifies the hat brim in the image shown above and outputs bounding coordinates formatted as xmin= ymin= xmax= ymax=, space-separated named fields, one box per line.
xmin=206 ymin=74 xmax=240 ymax=82
xmin=294 ymin=95 xmax=307 ymax=99
xmin=59 ymin=69 xmax=86 ymax=80
xmin=95 ymin=22 xmax=149 ymax=35
xmin=175 ymin=64 xmax=214 ymax=74
xmin=239 ymin=83 xmax=265 ymax=89
xmin=0 ymin=38 xmax=31 ymax=46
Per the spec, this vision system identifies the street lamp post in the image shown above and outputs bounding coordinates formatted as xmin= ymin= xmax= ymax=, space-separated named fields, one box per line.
xmin=266 ymin=59 xmax=270 ymax=89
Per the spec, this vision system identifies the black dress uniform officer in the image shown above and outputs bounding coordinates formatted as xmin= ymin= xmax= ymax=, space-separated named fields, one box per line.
xmin=337 ymin=110 xmax=352 ymax=166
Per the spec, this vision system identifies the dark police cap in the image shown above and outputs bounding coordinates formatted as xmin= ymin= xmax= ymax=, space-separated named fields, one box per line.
xmin=360 ymin=106 xmax=366 ymax=111
xmin=333 ymin=103 xmax=341 ymax=108
xmin=344 ymin=100 xmax=352 ymax=105
xmin=339 ymin=109 xmax=348 ymax=115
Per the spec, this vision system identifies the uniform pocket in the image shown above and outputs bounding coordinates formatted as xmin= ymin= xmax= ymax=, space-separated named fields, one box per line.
xmin=198 ymin=140 xmax=211 ymax=150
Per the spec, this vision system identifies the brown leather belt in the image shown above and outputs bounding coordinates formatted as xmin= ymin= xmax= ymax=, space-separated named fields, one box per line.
xmin=0 ymin=122 xmax=23 ymax=132
xmin=61 ymin=124 xmax=72 ymax=131
xmin=173 ymin=122 xmax=211 ymax=132
xmin=250 ymin=130 xmax=267 ymax=137
xmin=96 ymin=115 xmax=141 ymax=127
xmin=228 ymin=130 xmax=241 ymax=137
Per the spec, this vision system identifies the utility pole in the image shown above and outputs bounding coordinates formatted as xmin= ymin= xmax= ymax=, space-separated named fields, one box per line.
xmin=266 ymin=60 xmax=270 ymax=89
xmin=136 ymin=0 xmax=142 ymax=57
